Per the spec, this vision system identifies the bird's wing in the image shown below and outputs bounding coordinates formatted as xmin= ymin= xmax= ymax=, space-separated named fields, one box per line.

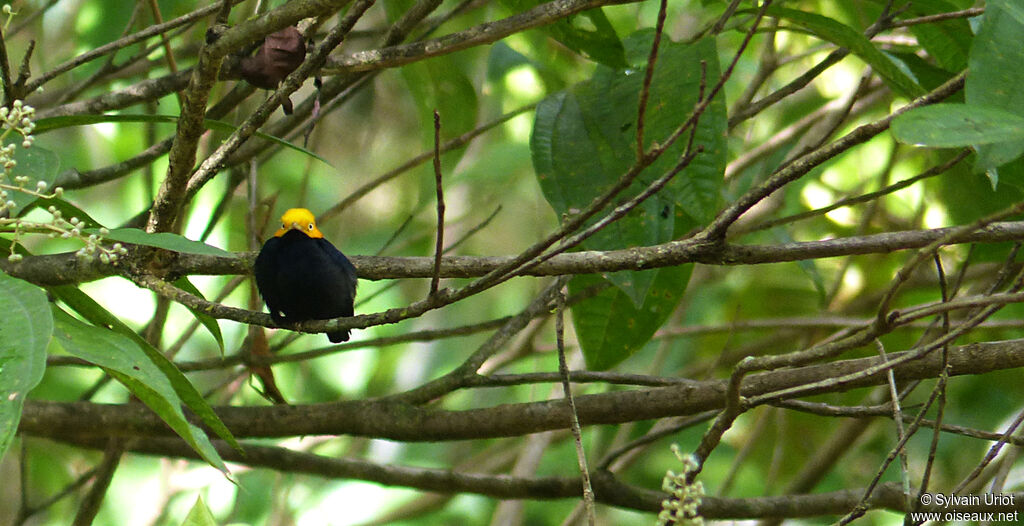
xmin=254 ymin=237 xmax=282 ymax=306
xmin=317 ymin=238 xmax=358 ymax=292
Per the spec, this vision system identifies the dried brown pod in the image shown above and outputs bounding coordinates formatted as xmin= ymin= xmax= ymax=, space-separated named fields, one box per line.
xmin=239 ymin=26 xmax=306 ymax=90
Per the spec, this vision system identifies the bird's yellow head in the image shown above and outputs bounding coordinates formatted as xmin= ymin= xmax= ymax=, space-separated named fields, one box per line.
xmin=274 ymin=208 xmax=324 ymax=239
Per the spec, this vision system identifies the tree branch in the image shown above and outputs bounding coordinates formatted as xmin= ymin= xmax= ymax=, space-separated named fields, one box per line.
xmin=20 ymin=339 xmax=1024 ymax=442
xmin=8 ymin=220 xmax=1024 ymax=287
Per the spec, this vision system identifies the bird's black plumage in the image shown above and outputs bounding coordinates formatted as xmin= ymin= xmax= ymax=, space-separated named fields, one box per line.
xmin=254 ymin=213 xmax=357 ymax=343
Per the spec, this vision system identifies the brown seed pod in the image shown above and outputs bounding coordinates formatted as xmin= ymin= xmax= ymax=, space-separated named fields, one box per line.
xmin=240 ymin=26 xmax=306 ymax=90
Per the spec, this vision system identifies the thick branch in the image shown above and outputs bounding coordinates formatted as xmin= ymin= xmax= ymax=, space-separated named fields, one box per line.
xmin=20 ymin=339 xmax=1024 ymax=441
xmin=39 ymin=434 xmax=960 ymax=518
xmin=324 ymin=0 xmax=640 ymax=74
xmin=6 ymin=221 xmax=1024 ymax=286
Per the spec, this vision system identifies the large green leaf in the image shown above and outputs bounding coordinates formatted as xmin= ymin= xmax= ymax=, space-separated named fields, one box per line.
xmin=569 ymin=264 xmax=692 ymax=371
xmin=51 ymin=307 xmax=227 ymax=472
xmin=0 ymin=273 xmax=52 ymax=462
xmin=967 ymin=0 xmax=1024 ymax=177
xmin=532 ymin=31 xmax=721 ymax=368
xmin=764 ymin=6 xmax=925 ymax=99
xmin=48 ymin=285 xmax=240 ymax=462
xmin=892 ymin=104 xmax=1024 ymax=148
xmin=533 ymin=32 xmax=724 ymax=303
xmin=83 ymin=228 xmax=232 ymax=257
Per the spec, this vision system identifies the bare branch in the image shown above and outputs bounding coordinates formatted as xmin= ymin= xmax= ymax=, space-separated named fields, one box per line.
xmin=20 ymin=339 xmax=1024 ymax=442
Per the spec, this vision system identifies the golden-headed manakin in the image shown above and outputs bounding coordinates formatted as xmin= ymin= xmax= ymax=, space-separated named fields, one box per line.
xmin=254 ymin=208 xmax=357 ymax=342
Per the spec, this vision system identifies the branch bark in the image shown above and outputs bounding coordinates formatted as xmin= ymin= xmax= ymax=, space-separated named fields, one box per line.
xmin=20 ymin=338 xmax=1024 ymax=442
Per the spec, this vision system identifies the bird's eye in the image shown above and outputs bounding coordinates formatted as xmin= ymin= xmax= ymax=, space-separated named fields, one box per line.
xmin=307 ymin=223 xmax=314 ymax=230
xmin=281 ymin=223 xmax=286 ymax=229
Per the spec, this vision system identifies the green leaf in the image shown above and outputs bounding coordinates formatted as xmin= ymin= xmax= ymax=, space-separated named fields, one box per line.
xmin=83 ymin=228 xmax=232 ymax=257
xmin=500 ymin=0 xmax=626 ymax=67
xmin=181 ymin=495 xmax=218 ymax=526
xmin=764 ymin=6 xmax=926 ymax=98
xmin=546 ymin=8 xmax=627 ymax=68
xmin=5 ymin=144 xmax=60 ymax=214
xmin=400 ymin=55 xmax=479 ymax=179
xmin=899 ymin=0 xmax=973 ymax=72
xmin=48 ymin=285 xmax=241 ymax=460
xmin=486 ymin=42 xmax=533 ymax=82
xmin=892 ymin=104 xmax=1024 ymax=147
xmin=33 ymin=114 xmax=332 ymax=167
xmin=51 ymin=307 xmax=227 ymax=473
xmin=569 ymin=264 xmax=692 ymax=371
xmin=17 ymin=195 xmax=105 ymax=228
xmin=173 ymin=277 xmax=225 ymax=353
xmin=933 ymin=152 xmax=1024 ymax=261
xmin=0 ymin=273 xmax=52 ymax=462
xmin=532 ymin=31 xmax=724 ymax=368
xmin=967 ymin=0 xmax=1024 ymax=175
xmin=533 ymin=32 xmax=725 ymax=303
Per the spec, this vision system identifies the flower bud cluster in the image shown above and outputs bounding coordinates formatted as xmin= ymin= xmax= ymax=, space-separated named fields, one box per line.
xmin=0 ymin=101 xmax=118 ymax=263
xmin=656 ymin=444 xmax=705 ymax=526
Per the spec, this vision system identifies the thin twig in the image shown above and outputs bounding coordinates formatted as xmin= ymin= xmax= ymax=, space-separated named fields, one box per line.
xmin=317 ymin=103 xmax=534 ymax=224
xmin=836 ymin=367 xmax=950 ymax=524
xmin=429 ymin=109 xmax=445 ymax=298
xmin=744 ymin=149 xmax=972 ymax=234
xmin=875 ymin=339 xmax=911 ymax=510
xmin=889 ymin=7 xmax=984 ymax=27
xmin=555 ymin=287 xmax=595 ymax=524
xmin=146 ymin=0 xmax=183 ymax=107
xmin=635 ymin=0 xmax=668 ymax=161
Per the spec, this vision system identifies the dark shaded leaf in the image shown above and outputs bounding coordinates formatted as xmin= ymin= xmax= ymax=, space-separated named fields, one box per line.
xmin=0 ymin=273 xmax=52 ymax=461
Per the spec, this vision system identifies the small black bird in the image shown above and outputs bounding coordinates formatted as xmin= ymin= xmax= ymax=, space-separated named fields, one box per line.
xmin=254 ymin=208 xmax=357 ymax=342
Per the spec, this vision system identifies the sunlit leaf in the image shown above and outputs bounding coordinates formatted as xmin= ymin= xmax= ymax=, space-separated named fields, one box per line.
xmin=83 ymin=228 xmax=232 ymax=257
xmin=892 ymin=104 xmax=1024 ymax=147
xmin=764 ymin=6 xmax=925 ymax=98
xmin=51 ymin=307 xmax=228 ymax=473
xmin=181 ymin=495 xmax=218 ymax=526
xmin=48 ymin=285 xmax=241 ymax=460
